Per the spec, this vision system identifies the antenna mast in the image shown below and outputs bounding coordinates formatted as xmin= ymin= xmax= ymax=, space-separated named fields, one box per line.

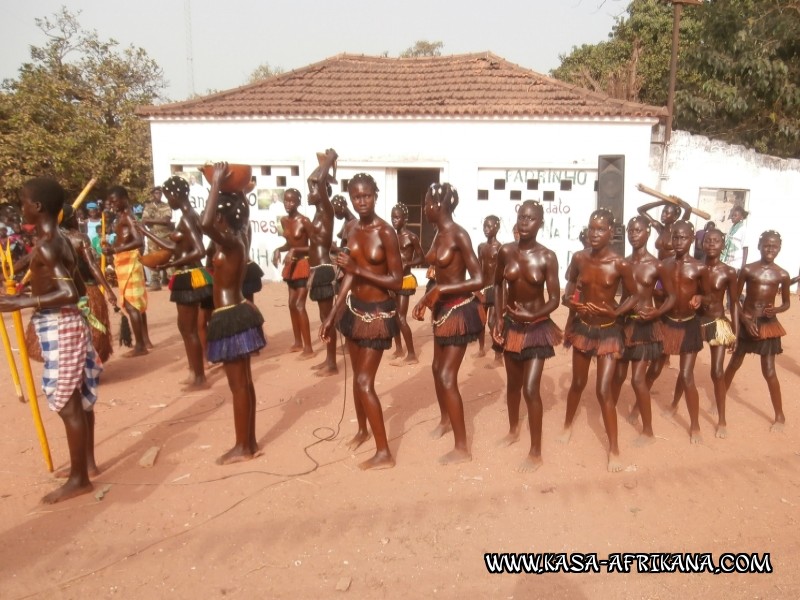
xmin=184 ymin=0 xmax=196 ymax=97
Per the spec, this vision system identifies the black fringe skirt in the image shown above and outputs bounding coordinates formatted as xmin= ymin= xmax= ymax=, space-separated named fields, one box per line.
xmin=621 ymin=317 xmax=663 ymax=362
xmin=563 ymin=318 xmax=624 ymax=358
xmin=734 ymin=316 xmax=785 ymax=356
xmin=207 ymin=301 xmax=267 ymax=363
xmin=480 ymin=285 xmax=495 ymax=307
xmin=169 ymin=267 xmax=214 ymax=306
xmin=432 ymin=295 xmax=485 ymax=346
xmin=336 ymin=294 xmax=398 ymax=350
xmin=500 ymin=316 xmax=563 ymax=361
xmin=661 ymin=315 xmax=703 ymax=355
xmin=242 ymin=261 xmax=264 ymax=297
xmin=310 ymin=263 xmax=337 ymax=302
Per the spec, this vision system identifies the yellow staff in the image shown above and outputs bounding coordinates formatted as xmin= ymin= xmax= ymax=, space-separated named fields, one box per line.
xmin=1 ymin=247 xmax=53 ymax=472
xmin=0 ymin=309 xmax=24 ymax=402
xmin=100 ymin=211 xmax=107 ymax=275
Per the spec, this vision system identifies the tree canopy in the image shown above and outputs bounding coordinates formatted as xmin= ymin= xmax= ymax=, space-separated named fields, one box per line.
xmin=247 ymin=62 xmax=285 ymax=83
xmin=0 ymin=8 xmax=166 ymax=204
xmin=552 ymin=0 xmax=799 ymax=158
xmin=400 ymin=40 xmax=444 ymax=58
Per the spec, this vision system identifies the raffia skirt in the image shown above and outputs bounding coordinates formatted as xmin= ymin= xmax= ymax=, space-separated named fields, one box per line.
xmin=563 ymin=318 xmax=624 ymax=358
xmin=734 ymin=316 xmax=785 ymax=356
xmin=206 ymin=301 xmax=266 ymax=363
xmin=661 ymin=315 xmax=703 ymax=355
xmin=621 ymin=316 xmax=663 ymax=362
xmin=336 ymin=294 xmax=398 ymax=350
xmin=432 ymin=295 xmax=485 ymax=346
xmin=700 ymin=316 xmax=736 ymax=347
xmin=242 ymin=261 xmax=264 ymax=297
xmin=282 ymin=257 xmax=310 ymax=289
xmin=499 ymin=316 xmax=563 ymax=361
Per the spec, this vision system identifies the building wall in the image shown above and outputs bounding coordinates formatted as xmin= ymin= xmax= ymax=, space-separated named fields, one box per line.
xmin=149 ymin=117 xmax=658 ymax=282
xmin=656 ymin=130 xmax=800 ymax=280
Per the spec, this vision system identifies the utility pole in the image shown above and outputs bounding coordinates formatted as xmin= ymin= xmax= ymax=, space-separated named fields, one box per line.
xmin=185 ymin=0 xmax=196 ymax=97
xmin=664 ymin=0 xmax=702 ymax=145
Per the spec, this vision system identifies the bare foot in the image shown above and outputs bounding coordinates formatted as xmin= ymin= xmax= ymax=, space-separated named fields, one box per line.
xmin=123 ymin=348 xmax=148 ymax=358
xmin=289 ymin=344 xmax=303 ymax=353
xmin=690 ymin=429 xmax=703 ymax=444
xmin=473 ymin=349 xmax=487 ymax=359
xmin=391 ymin=350 xmax=404 ymax=359
xmin=216 ymin=445 xmax=257 ymax=465
xmin=310 ymin=359 xmax=329 ymax=371
xmin=770 ymin=421 xmax=785 ymax=433
xmin=661 ymin=405 xmax=678 ymax=418
xmin=403 ymin=355 xmax=419 ymax=365
xmin=517 ymin=455 xmax=543 ymax=473
xmin=633 ymin=434 xmax=656 ymax=447
xmin=715 ymin=425 xmax=728 ymax=439
xmin=607 ymin=454 xmax=623 ymax=473
xmin=484 ymin=361 xmax=501 ymax=370
xmin=145 ymin=340 xmax=155 ymax=350
xmin=297 ymin=350 xmax=318 ymax=361
xmin=358 ymin=451 xmax=395 ymax=470
xmin=438 ymin=448 xmax=471 ymax=465
xmin=314 ymin=365 xmax=338 ymax=377
xmin=626 ymin=408 xmax=640 ymax=425
xmin=497 ymin=428 xmax=521 ymax=447
xmin=182 ymin=377 xmax=209 ymax=391
xmin=54 ymin=464 xmax=101 ymax=479
xmin=556 ymin=427 xmax=573 ymax=444
xmin=41 ymin=480 xmax=93 ymax=504
xmin=346 ymin=430 xmax=371 ymax=451
xmin=430 ymin=422 xmax=452 ymax=440
xmin=708 ymin=403 xmax=719 ymax=417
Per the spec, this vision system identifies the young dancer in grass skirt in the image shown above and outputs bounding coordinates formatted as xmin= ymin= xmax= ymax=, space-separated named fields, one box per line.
xmin=202 ymin=163 xmax=266 ymax=465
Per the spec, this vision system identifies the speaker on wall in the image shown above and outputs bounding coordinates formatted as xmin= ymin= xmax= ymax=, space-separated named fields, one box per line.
xmin=597 ymin=155 xmax=625 ymax=256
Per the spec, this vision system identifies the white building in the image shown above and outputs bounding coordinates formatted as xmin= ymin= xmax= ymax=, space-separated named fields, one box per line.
xmin=139 ymin=52 xmax=799 ymax=282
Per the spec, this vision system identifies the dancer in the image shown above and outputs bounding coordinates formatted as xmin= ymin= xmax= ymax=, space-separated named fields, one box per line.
xmin=305 ymin=149 xmax=340 ymax=376
xmin=560 ymin=209 xmax=638 ymax=472
xmin=390 ymin=202 xmax=424 ymax=365
xmin=320 ymin=173 xmax=403 ymax=469
xmin=272 ymin=189 xmax=313 ymax=357
xmin=657 ymin=221 xmax=708 ymax=443
xmin=104 ymin=186 xmax=152 ymax=356
xmin=331 ymin=194 xmax=356 ymax=253
xmin=139 ymin=175 xmax=213 ymax=388
xmin=203 ymin=163 xmax=267 ymax=464
xmin=724 ymin=230 xmax=789 ymax=432
xmin=637 ymin=198 xmax=694 ymax=260
xmin=492 ymin=200 xmax=562 ymax=472
xmin=0 ymin=178 xmax=102 ymax=503
xmin=671 ymin=228 xmax=739 ymax=437
xmin=412 ymin=183 xmax=484 ymax=465
xmin=610 ymin=216 xmax=675 ymax=444
xmin=476 ymin=215 xmax=503 ymax=366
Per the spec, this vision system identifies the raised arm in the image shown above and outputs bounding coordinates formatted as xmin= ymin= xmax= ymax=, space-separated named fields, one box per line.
xmin=636 ymin=201 xmax=667 ymax=231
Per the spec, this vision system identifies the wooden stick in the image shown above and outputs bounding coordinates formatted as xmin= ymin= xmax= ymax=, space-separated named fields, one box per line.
xmin=72 ymin=178 xmax=98 ymax=210
xmin=636 ymin=183 xmax=711 ymax=220
xmin=0 ymin=313 xmax=24 ymax=402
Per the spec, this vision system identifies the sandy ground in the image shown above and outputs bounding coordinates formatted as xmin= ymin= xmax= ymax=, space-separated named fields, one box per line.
xmin=1 ymin=282 xmax=799 ymax=599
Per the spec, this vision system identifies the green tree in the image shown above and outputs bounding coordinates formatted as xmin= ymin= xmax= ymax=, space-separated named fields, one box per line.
xmin=400 ymin=40 xmax=444 ymax=58
xmin=247 ymin=62 xmax=284 ymax=83
xmin=0 ymin=7 xmax=166 ymax=203
xmin=677 ymin=0 xmax=800 ymax=157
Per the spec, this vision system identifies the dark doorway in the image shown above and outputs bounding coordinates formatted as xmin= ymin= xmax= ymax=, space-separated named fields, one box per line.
xmin=397 ymin=168 xmax=440 ymax=258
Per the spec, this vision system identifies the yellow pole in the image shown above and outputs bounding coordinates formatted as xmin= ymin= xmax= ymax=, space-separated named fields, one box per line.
xmin=100 ymin=212 xmax=107 ymax=275
xmin=0 ymin=313 xmax=24 ymax=402
xmin=72 ymin=178 xmax=97 ymax=211
xmin=1 ymin=251 xmax=52 ymax=471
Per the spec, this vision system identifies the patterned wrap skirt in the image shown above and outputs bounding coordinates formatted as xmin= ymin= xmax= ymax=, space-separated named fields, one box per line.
xmin=207 ymin=301 xmax=267 ymax=363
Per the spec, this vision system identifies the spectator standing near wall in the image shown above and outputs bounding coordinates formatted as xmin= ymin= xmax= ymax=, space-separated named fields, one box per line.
xmin=141 ymin=186 xmax=174 ymax=290
xmin=721 ymin=205 xmax=751 ymax=272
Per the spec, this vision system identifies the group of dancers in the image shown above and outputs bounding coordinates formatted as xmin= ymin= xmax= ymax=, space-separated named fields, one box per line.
xmin=2 ymin=146 xmax=791 ymax=504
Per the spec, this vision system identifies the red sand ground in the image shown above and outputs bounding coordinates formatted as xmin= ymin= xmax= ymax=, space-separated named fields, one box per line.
xmin=1 ymin=283 xmax=798 ymax=599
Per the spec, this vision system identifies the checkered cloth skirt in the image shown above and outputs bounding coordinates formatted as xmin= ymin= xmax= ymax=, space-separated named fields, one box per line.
xmin=31 ymin=306 xmax=103 ymax=412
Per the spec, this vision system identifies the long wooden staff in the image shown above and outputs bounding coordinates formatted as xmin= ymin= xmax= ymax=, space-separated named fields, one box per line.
xmin=0 ymin=311 xmax=24 ymax=402
xmin=636 ymin=183 xmax=711 ymax=220
xmin=1 ymin=248 xmax=52 ymax=471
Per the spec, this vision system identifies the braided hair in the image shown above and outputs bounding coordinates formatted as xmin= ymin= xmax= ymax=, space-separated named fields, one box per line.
xmin=348 ymin=172 xmax=379 ymax=194
xmin=484 ymin=214 xmax=500 ymax=227
xmin=427 ymin=182 xmax=459 ymax=213
xmin=331 ymin=194 xmax=347 ymax=210
xmin=216 ymin=192 xmax=249 ymax=232
xmin=627 ymin=215 xmax=651 ymax=232
xmin=162 ymin=176 xmax=190 ymax=199
xmin=589 ymin=208 xmax=615 ymax=227
xmin=759 ymin=229 xmax=781 ymax=242
xmin=392 ymin=202 xmax=409 ymax=219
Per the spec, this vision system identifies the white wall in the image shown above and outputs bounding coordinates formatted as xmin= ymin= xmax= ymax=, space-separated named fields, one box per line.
xmin=655 ymin=130 xmax=800 ymax=282
xmin=148 ymin=116 xmax=659 ymax=281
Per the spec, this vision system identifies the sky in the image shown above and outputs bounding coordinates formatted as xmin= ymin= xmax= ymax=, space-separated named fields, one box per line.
xmin=1 ymin=0 xmax=628 ymax=102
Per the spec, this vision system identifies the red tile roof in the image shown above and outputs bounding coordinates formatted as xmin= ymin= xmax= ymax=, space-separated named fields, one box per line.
xmin=138 ymin=52 xmax=667 ymax=120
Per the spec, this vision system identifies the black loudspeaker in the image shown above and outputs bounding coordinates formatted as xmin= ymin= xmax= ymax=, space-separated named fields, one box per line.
xmin=597 ymin=155 xmax=625 ymax=256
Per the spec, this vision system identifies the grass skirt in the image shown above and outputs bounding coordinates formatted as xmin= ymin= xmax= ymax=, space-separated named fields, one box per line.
xmin=700 ymin=316 xmax=736 ymax=347
xmin=207 ymin=301 xmax=266 ymax=363
xmin=282 ymin=257 xmax=310 ymax=289
xmin=500 ymin=316 xmax=562 ymax=361
xmin=661 ymin=315 xmax=703 ymax=355
xmin=336 ymin=294 xmax=398 ymax=350
xmin=564 ymin=318 xmax=623 ymax=358
xmin=310 ymin=263 xmax=337 ymax=302
xmin=242 ymin=261 xmax=264 ymax=297
xmin=432 ymin=295 xmax=485 ymax=346
xmin=734 ymin=316 xmax=785 ymax=356
xmin=397 ymin=273 xmax=418 ymax=296
xmin=479 ymin=285 xmax=495 ymax=306
xmin=169 ymin=267 xmax=213 ymax=305
xmin=621 ymin=317 xmax=663 ymax=362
